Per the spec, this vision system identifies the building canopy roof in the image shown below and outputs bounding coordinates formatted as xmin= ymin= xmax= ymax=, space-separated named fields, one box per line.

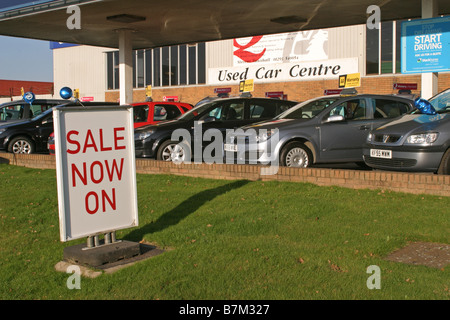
xmin=0 ymin=0 xmax=449 ymax=49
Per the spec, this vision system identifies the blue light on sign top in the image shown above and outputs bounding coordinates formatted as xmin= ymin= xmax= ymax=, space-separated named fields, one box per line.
xmin=401 ymin=16 xmax=450 ymax=74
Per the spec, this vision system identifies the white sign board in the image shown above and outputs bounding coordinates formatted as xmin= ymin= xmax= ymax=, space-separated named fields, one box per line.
xmin=209 ymin=58 xmax=359 ymax=85
xmin=53 ymin=105 xmax=138 ymax=242
xmin=233 ymin=30 xmax=329 ymax=66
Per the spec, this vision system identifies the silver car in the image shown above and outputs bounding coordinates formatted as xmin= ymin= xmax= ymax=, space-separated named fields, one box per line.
xmin=363 ymin=89 xmax=450 ymax=174
xmin=224 ymin=93 xmax=414 ymax=167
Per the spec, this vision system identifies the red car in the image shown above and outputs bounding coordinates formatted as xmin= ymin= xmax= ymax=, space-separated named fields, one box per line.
xmin=48 ymin=101 xmax=194 ymax=154
xmin=131 ymin=101 xmax=193 ymax=128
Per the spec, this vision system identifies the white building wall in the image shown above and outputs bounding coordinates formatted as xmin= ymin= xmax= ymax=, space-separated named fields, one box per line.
xmin=53 ymin=45 xmax=108 ymax=101
xmin=207 ymin=39 xmax=233 ymax=68
xmin=327 ymin=24 xmax=365 ymax=75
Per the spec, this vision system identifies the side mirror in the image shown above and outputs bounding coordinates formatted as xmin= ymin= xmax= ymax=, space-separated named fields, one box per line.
xmin=324 ymin=115 xmax=345 ymax=123
xmin=203 ymin=116 xmax=217 ymax=123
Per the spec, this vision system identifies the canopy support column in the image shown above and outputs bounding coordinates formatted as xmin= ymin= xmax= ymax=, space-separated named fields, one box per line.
xmin=118 ymin=29 xmax=133 ymax=104
xmin=421 ymin=0 xmax=439 ymax=99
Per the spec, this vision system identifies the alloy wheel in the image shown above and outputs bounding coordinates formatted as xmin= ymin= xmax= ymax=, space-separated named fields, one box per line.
xmin=285 ymin=147 xmax=310 ymax=167
xmin=12 ymin=139 xmax=32 ymax=154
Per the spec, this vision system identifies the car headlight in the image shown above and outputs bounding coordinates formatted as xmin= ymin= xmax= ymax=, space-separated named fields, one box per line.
xmin=366 ymin=133 xmax=373 ymax=142
xmin=406 ymin=132 xmax=438 ymax=144
xmin=255 ymin=129 xmax=277 ymax=143
xmin=135 ymin=130 xmax=154 ymax=140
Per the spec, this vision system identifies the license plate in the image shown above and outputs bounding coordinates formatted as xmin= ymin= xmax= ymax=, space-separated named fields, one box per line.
xmin=224 ymin=143 xmax=237 ymax=152
xmin=370 ymin=149 xmax=392 ymax=159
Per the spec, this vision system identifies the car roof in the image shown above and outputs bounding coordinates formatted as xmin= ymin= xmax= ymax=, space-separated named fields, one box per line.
xmin=0 ymin=99 xmax=67 ymax=107
xmin=204 ymin=96 xmax=298 ymax=103
xmin=32 ymin=101 xmax=121 ymax=114
xmin=131 ymin=101 xmax=191 ymax=105
xmin=61 ymin=101 xmax=120 ymax=107
xmin=309 ymin=93 xmax=415 ymax=101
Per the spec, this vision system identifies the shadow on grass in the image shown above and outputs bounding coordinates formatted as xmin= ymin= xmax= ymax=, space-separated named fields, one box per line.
xmin=125 ymin=180 xmax=249 ymax=242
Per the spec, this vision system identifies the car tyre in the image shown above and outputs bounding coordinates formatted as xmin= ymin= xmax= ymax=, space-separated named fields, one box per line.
xmin=280 ymin=141 xmax=312 ymax=168
xmin=437 ymin=148 xmax=450 ymax=175
xmin=157 ymin=140 xmax=189 ymax=163
xmin=8 ymin=136 xmax=35 ymax=154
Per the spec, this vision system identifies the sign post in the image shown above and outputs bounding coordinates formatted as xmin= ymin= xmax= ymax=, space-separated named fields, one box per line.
xmin=53 ymin=104 xmax=141 ymax=267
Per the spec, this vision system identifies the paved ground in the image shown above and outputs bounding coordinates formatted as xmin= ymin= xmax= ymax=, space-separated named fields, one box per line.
xmin=385 ymin=242 xmax=450 ymax=269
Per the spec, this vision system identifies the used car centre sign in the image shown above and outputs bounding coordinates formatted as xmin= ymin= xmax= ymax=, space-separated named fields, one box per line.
xmin=53 ymin=105 xmax=138 ymax=242
xmin=208 ymin=58 xmax=358 ymax=85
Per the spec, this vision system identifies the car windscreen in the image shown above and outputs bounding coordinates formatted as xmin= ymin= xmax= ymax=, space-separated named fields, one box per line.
xmin=276 ymin=97 xmax=339 ymax=119
xmin=31 ymin=107 xmax=53 ymax=121
xmin=429 ymin=89 xmax=450 ymax=113
xmin=177 ymin=101 xmax=222 ymax=121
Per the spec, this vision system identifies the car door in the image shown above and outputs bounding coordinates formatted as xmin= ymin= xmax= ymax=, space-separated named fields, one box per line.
xmin=132 ymin=104 xmax=151 ymax=127
xmin=0 ymin=102 xmax=31 ymax=122
xmin=35 ymin=113 xmax=55 ymax=151
xmin=318 ymin=97 xmax=373 ymax=162
xmin=196 ymin=99 xmax=249 ymax=135
xmin=192 ymin=99 xmax=247 ymax=161
xmin=370 ymin=97 xmax=413 ymax=128
xmin=29 ymin=103 xmax=54 ymax=117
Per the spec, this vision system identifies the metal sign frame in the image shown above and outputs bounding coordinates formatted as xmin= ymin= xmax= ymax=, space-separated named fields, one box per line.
xmin=53 ymin=105 xmax=138 ymax=242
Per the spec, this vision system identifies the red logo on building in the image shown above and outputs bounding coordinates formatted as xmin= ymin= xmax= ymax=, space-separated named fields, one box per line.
xmin=233 ymin=36 xmax=266 ymax=63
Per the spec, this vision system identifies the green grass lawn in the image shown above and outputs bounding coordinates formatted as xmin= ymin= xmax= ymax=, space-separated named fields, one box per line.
xmin=0 ymin=164 xmax=448 ymax=300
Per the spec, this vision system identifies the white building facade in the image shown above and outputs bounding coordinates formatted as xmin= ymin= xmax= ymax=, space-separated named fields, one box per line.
xmin=51 ymin=21 xmax=449 ymax=104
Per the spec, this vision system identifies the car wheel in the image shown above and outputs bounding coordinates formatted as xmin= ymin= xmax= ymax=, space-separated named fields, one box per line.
xmin=280 ymin=142 xmax=312 ymax=168
xmin=157 ymin=140 xmax=186 ymax=163
xmin=8 ymin=136 xmax=35 ymax=154
xmin=437 ymin=148 xmax=450 ymax=175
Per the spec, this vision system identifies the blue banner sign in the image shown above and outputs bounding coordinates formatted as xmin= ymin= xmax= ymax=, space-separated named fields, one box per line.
xmin=50 ymin=42 xmax=79 ymax=50
xmin=401 ymin=16 xmax=450 ymax=74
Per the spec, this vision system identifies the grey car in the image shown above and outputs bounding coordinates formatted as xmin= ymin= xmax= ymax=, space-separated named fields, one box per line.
xmin=363 ymin=89 xmax=450 ymax=174
xmin=224 ymin=93 xmax=415 ymax=167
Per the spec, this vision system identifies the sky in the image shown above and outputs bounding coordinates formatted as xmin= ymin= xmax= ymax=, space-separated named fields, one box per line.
xmin=0 ymin=35 xmax=54 ymax=82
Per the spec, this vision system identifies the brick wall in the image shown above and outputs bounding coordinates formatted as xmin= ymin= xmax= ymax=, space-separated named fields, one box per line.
xmin=105 ymin=73 xmax=450 ymax=105
xmin=1 ymin=152 xmax=448 ymax=197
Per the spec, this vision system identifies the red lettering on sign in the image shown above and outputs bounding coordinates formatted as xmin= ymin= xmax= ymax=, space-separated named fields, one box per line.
xmin=90 ymin=161 xmax=103 ymax=184
xmin=114 ymin=127 xmax=126 ymax=150
xmin=84 ymin=188 xmax=116 ymax=214
xmin=66 ymin=128 xmax=126 ymax=154
xmin=100 ymin=129 xmax=112 ymax=151
xmin=72 ymin=162 xmax=87 ymax=187
xmin=85 ymin=191 xmax=98 ymax=214
xmin=71 ymin=158 xmax=124 ymax=187
xmin=67 ymin=130 xmax=80 ymax=154
xmin=102 ymin=188 xmax=116 ymax=212
xmin=105 ymin=158 xmax=124 ymax=182
xmin=83 ymin=129 xmax=98 ymax=153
